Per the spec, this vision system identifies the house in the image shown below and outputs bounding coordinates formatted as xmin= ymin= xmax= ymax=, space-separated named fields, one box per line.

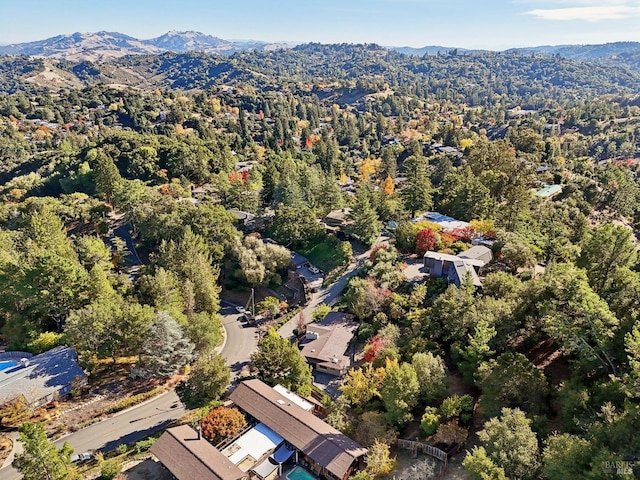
xmin=152 ymin=380 xmax=367 ymax=480
xmin=228 ymin=209 xmax=256 ymax=230
xmin=323 ymin=208 xmax=353 ymax=230
xmin=289 ymin=252 xmax=323 ymax=297
xmin=299 ymin=312 xmax=357 ymax=376
xmin=229 ymin=379 xmax=368 ymax=480
xmin=151 ymin=424 xmax=247 ymax=480
xmin=412 ymin=211 xmax=470 ymax=233
xmin=423 ymin=245 xmax=493 ymax=288
xmin=0 ymin=346 xmax=86 ymax=408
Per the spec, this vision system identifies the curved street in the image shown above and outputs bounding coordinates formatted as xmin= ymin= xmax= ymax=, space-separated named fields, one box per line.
xmin=0 ymin=248 xmax=364 ymax=480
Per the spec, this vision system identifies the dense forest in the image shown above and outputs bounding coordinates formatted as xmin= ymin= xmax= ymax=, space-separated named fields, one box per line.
xmin=1 ymin=44 xmax=639 ymax=479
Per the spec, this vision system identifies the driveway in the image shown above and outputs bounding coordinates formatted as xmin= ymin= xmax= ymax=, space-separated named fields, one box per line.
xmin=278 ymin=244 xmax=377 ymax=338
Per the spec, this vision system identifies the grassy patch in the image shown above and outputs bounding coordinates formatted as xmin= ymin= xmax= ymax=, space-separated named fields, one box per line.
xmin=300 ymin=236 xmax=349 ymax=272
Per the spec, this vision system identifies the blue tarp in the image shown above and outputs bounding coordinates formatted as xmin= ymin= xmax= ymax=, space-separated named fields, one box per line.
xmin=272 ymin=443 xmax=295 ymax=463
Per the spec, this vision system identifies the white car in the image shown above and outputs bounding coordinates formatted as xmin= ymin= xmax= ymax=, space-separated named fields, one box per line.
xmin=309 ymin=266 xmax=320 ymax=274
xmin=71 ymin=452 xmax=94 ymax=464
xmin=235 ymin=306 xmax=246 ymax=313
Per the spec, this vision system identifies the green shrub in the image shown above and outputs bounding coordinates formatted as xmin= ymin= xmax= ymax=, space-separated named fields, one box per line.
xmin=100 ymin=459 xmax=122 ymax=480
xmin=135 ymin=437 xmax=156 ymax=453
xmin=421 ymin=406 xmax=440 ymax=436
xmin=440 ymin=394 xmax=474 ymax=419
xmin=115 ymin=443 xmax=128 ymax=455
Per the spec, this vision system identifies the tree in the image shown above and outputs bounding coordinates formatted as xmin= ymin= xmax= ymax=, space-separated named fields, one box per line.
xmin=251 ymin=328 xmax=313 ymax=395
xmin=91 ymin=149 xmax=123 ymax=204
xmin=463 ymin=446 xmax=507 ymax=480
xmin=340 ymin=363 xmax=386 ymax=407
xmin=400 ymin=155 xmax=432 ymax=217
xmin=478 ymin=408 xmax=540 ymax=480
xmin=200 ymin=407 xmax=246 ymax=445
xmin=415 ymin=228 xmax=437 ymax=255
xmin=13 ymin=422 xmax=77 ymax=480
xmin=477 ymin=353 xmax=549 ymax=418
xmin=365 ymin=440 xmax=396 ymax=477
xmin=411 ymin=352 xmax=448 ymax=403
xmin=353 ymin=411 xmax=397 ymax=447
xmin=454 ymin=318 xmax=496 ymax=384
xmin=542 ymin=433 xmax=593 ymax=480
xmin=133 ymin=311 xmax=195 ymax=379
xmin=270 ymin=205 xmax=325 ymax=249
xmin=380 ymin=359 xmax=419 ymax=426
xmin=180 ymin=352 xmax=230 ymax=407
xmin=256 ymin=296 xmax=281 ymax=318
xmin=347 ymin=188 xmax=383 ymax=247
xmin=577 ymin=223 xmax=637 ymax=295
xmin=539 ymin=263 xmax=619 ymax=374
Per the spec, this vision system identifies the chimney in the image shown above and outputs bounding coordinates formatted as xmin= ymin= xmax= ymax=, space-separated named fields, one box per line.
xmin=197 ymin=426 xmax=201 ymax=440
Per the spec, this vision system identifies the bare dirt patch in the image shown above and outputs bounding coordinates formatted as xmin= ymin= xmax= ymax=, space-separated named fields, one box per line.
xmin=123 ymin=458 xmax=173 ymax=480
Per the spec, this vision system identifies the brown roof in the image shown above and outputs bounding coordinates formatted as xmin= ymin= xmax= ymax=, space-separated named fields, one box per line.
xmin=229 ymin=380 xmax=367 ymax=479
xmin=151 ymin=425 xmax=246 ymax=480
xmin=300 ymin=313 xmax=357 ymax=369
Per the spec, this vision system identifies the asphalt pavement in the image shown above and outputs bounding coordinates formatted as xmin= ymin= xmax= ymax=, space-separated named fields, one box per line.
xmin=218 ymin=303 xmax=260 ymax=377
xmin=0 ymin=391 xmax=185 ymax=480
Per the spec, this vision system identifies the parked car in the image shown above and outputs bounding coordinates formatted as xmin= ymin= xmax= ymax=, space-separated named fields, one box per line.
xmin=309 ymin=266 xmax=320 ymax=274
xmin=235 ymin=306 xmax=246 ymax=313
xmin=71 ymin=452 xmax=94 ymax=464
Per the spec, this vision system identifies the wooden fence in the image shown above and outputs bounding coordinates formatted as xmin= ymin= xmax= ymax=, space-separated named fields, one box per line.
xmin=395 ymin=439 xmax=448 ymax=479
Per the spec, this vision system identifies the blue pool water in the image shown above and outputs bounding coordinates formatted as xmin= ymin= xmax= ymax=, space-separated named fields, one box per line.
xmin=286 ymin=466 xmax=316 ymax=480
xmin=0 ymin=360 xmax=17 ymax=372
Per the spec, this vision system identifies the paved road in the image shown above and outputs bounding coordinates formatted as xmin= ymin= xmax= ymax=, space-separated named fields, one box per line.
xmin=278 ymin=248 xmax=373 ymax=338
xmin=0 ymin=391 xmax=185 ymax=480
xmin=218 ymin=303 xmax=260 ymax=378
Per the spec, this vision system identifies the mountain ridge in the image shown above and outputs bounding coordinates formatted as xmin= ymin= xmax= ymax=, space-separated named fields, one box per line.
xmin=0 ymin=30 xmax=289 ymax=61
xmin=3 ymin=31 xmax=640 ymax=63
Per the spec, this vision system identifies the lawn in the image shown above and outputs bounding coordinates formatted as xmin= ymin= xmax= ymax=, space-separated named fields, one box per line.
xmin=300 ymin=236 xmax=349 ymax=272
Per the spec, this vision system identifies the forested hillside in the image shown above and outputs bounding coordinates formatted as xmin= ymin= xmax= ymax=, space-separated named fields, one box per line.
xmin=0 ymin=43 xmax=639 ymax=479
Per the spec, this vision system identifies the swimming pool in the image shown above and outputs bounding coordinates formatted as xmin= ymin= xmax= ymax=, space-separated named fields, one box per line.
xmin=0 ymin=360 xmax=17 ymax=372
xmin=286 ymin=466 xmax=316 ymax=480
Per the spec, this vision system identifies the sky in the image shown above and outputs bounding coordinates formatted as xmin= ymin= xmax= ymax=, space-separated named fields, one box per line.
xmin=1 ymin=0 xmax=640 ymax=50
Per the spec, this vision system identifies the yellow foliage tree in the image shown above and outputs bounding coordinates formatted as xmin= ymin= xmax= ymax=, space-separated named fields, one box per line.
xmin=339 ymin=363 xmax=386 ymax=407
xmin=360 ymin=158 xmax=379 ymax=183
xmin=470 ymin=219 xmax=496 ymax=235
xmin=460 ymin=138 xmax=474 ymax=150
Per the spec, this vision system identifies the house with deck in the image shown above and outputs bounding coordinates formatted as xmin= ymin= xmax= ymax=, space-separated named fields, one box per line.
xmin=299 ymin=312 xmax=357 ymax=376
xmin=423 ymin=245 xmax=493 ymax=287
xmin=152 ymin=379 xmax=367 ymax=480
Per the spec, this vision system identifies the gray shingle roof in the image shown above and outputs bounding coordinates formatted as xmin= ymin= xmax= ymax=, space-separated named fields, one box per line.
xmin=0 ymin=346 xmax=86 ymax=407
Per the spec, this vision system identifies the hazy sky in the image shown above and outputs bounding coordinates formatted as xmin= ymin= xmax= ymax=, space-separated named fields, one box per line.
xmin=1 ymin=0 xmax=640 ymax=49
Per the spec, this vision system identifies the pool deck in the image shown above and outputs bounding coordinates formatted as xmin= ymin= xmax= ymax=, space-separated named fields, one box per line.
xmin=279 ymin=465 xmax=318 ymax=480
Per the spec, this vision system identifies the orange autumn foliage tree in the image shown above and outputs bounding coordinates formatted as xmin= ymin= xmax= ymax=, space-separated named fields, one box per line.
xmin=200 ymin=406 xmax=246 ymax=445
xmin=382 ymin=175 xmax=395 ymax=196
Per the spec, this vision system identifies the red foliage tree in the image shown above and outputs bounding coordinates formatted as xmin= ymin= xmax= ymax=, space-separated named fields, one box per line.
xmin=449 ymin=226 xmax=474 ymax=243
xmin=364 ymin=335 xmax=384 ymax=363
xmin=416 ymin=229 xmax=437 ymax=255
xmin=200 ymin=407 xmax=246 ymax=445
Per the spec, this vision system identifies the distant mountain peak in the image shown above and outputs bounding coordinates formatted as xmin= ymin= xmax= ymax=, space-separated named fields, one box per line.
xmin=0 ymin=30 xmax=287 ymax=61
